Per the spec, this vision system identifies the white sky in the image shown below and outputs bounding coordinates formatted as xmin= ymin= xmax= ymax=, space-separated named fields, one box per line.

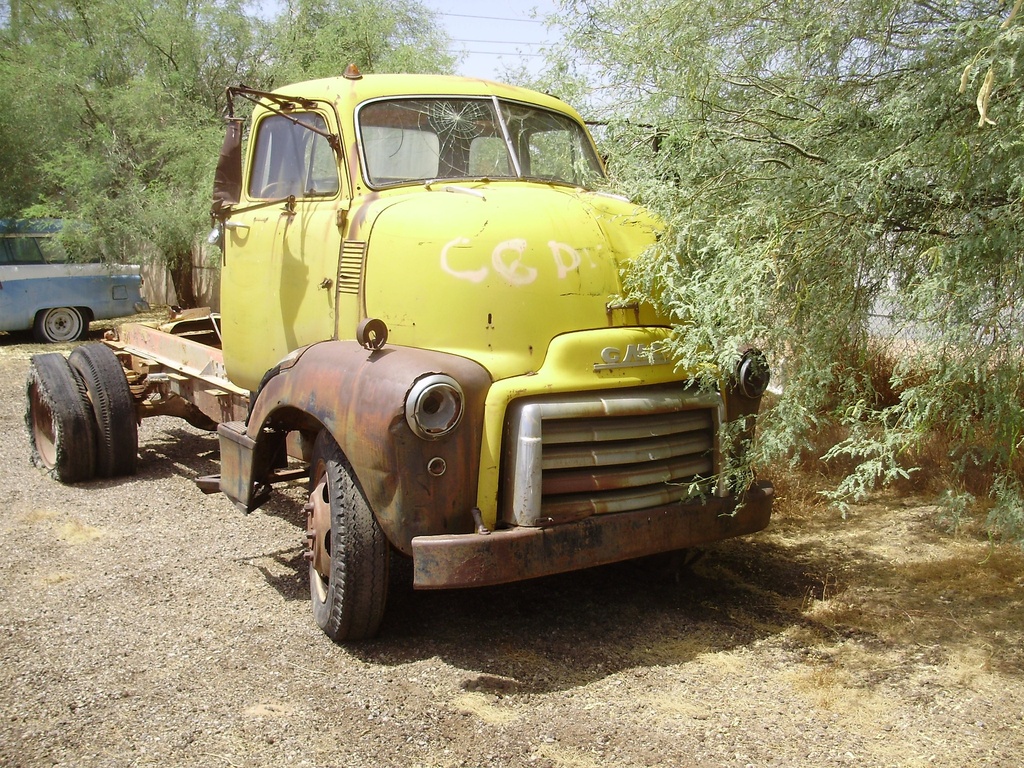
xmin=423 ymin=1 xmax=562 ymax=81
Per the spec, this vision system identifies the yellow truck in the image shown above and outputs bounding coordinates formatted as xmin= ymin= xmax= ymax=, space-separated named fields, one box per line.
xmin=26 ymin=68 xmax=774 ymax=641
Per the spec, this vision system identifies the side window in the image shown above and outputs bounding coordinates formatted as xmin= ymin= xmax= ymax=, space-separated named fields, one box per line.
xmin=6 ymin=237 xmax=45 ymax=264
xmin=248 ymin=113 xmax=340 ymax=199
xmin=37 ymin=238 xmax=68 ymax=263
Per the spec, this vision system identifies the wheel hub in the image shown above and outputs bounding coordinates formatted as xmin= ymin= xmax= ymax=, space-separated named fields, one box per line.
xmin=28 ymin=384 xmax=57 ymax=468
xmin=305 ymin=479 xmax=332 ymax=581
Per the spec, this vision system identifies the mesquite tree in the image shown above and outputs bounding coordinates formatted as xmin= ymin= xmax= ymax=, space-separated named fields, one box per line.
xmin=546 ymin=0 xmax=1024 ymax=537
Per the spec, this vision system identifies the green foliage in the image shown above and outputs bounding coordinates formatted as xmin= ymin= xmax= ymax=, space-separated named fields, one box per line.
xmin=549 ymin=0 xmax=1024 ymax=539
xmin=0 ymin=0 xmax=453 ymax=303
xmin=270 ymin=0 xmax=455 ymax=83
xmin=1 ymin=0 xmax=275 ymax=300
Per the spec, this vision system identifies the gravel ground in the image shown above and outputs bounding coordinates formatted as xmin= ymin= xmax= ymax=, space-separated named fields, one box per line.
xmin=1 ymin=327 xmax=1023 ymax=768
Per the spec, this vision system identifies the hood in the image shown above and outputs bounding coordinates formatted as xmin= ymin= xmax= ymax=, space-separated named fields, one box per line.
xmin=361 ymin=183 xmax=662 ymax=380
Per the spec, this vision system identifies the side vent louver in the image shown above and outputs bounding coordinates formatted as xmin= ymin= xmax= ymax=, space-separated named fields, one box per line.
xmin=338 ymin=240 xmax=367 ymax=295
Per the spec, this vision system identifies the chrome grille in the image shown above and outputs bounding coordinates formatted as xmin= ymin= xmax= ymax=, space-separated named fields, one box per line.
xmin=502 ymin=385 xmax=724 ymax=527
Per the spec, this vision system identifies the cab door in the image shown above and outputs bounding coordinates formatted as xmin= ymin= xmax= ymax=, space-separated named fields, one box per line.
xmin=220 ymin=109 xmax=349 ymax=391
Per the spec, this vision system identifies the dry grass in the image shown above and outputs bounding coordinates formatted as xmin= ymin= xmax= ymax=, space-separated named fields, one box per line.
xmin=57 ymin=519 xmax=105 ymax=544
xmin=452 ymin=692 xmax=519 ymax=725
xmin=770 ymin=482 xmax=1024 ymax=695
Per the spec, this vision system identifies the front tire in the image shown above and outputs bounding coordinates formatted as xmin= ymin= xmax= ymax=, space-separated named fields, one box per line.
xmin=306 ymin=430 xmax=389 ymax=641
xmin=33 ymin=307 xmax=87 ymax=343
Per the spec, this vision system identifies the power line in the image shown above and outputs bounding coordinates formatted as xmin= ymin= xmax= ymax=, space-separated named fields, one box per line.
xmin=452 ymin=38 xmax=545 ymax=45
xmin=440 ymin=11 xmax=552 ymax=23
xmin=456 ymin=49 xmax=546 ymax=57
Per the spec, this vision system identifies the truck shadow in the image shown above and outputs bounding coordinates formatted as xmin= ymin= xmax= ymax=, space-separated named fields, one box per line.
xmin=136 ymin=424 xmax=222 ymax=481
xmin=342 ymin=534 xmax=826 ymax=695
xmin=216 ymin=472 xmax=841 ymax=694
xmin=129 ymin=427 xmax=1023 ymax=695
xmin=115 ymin=420 xmax=881 ymax=694
xmin=338 ymin=505 xmax=1024 ymax=694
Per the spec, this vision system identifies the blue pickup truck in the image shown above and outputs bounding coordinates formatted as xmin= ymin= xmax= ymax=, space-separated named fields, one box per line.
xmin=0 ymin=220 xmax=148 ymax=343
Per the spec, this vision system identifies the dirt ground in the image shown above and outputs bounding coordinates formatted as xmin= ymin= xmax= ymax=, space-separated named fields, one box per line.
xmin=1 ymin=326 xmax=1022 ymax=768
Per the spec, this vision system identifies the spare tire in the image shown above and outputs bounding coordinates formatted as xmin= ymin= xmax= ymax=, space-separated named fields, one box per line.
xmin=68 ymin=344 xmax=138 ymax=477
xmin=26 ymin=353 xmax=97 ymax=483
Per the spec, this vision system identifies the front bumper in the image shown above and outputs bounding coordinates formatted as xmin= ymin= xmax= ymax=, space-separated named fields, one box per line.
xmin=411 ymin=480 xmax=774 ymax=589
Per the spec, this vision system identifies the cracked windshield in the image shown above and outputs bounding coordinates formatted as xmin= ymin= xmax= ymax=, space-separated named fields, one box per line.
xmin=358 ymin=97 xmax=604 ymax=189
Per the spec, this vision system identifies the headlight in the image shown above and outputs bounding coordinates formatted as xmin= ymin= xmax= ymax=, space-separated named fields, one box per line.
xmin=405 ymin=374 xmax=465 ymax=440
xmin=735 ymin=349 xmax=771 ymax=399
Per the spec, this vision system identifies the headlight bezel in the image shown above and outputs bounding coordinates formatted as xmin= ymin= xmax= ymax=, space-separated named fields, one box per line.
xmin=735 ymin=349 xmax=771 ymax=399
xmin=405 ymin=374 xmax=465 ymax=440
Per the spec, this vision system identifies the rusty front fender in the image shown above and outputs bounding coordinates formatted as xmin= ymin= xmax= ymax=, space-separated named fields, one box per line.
xmin=241 ymin=341 xmax=492 ymax=555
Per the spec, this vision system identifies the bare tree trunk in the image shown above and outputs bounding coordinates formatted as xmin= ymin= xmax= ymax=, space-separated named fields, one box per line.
xmin=169 ymin=248 xmax=197 ymax=309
